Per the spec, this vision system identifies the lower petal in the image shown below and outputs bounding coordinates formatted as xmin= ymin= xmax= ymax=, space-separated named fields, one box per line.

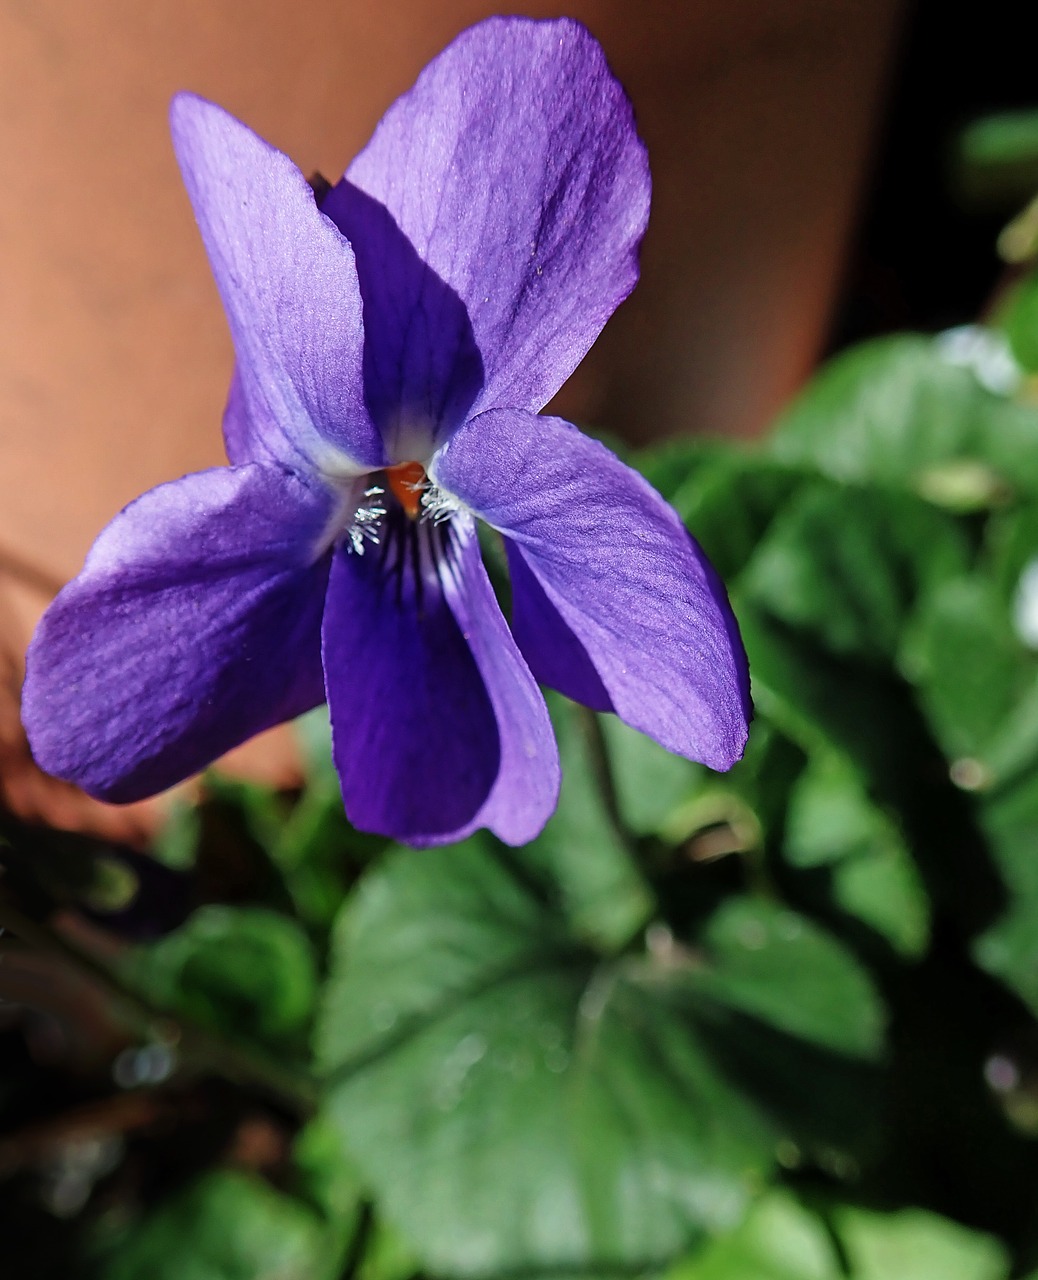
xmin=22 ymin=464 xmax=334 ymax=801
xmin=321 ymin=514 xmax=558 ymax=846
xmin=432 ymin=409 xmax=752 ymax=771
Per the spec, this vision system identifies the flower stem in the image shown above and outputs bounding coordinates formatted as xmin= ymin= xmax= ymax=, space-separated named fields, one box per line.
xmin=336 ymin=1201 xmax=375 ymax=1280
xmin=576 ymin=705 xmax=632 ymax=851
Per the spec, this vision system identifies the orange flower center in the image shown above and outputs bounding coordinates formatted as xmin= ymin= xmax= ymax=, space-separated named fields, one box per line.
xmin=384 ymin=461 xmax=427 ymax=520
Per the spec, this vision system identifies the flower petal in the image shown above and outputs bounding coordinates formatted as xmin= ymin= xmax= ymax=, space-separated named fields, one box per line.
xmin=22 ymin=465 xmax=334 ymax=801
xmin=317 ymin=183 xmax=484 ymax=459
xmin=321 ymin=514 xmax=558 ymax=846
xmin=170 ymin=93 xmax=385 ymax=471
xmin=326 ymin=16 xmax=649 ymax=422
xmin=432 ymin=410 xmax=752 ymax=770
xmin=221 ymin=363 xmax=269 ymax=466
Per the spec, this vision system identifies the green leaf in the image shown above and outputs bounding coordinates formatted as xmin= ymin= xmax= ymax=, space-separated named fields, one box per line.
xmin=769 ymin=335 xmax=1038 ymax=498
xmin=96 ymin=1171 xmax=329 ymax=1280
xmin=666 ymin=1192 xmax=1008 ymax=1280
xmin=200 ymin=720 xmax=387 ymax=935
xmin=900 ymin=576 xmax=1038 ymax=779
xmin=315 ymin=842 xmax=883 ymax=1278
xmin=829 ymin=849 xmax=930 ymax=960
xmin=293 ymin=1114 xmax=366 ymax=1223
xmin=998 ymin=270 xmax=1038 ymax=372
xmin=955 ymin=109 xmax=1038 ymax=208
xmin=269 ymin=767 xmax=380 ymax=934
xmin=740 ymin=482 xmax=971 ymax=662
xmin=833 ymin=1205 xmax=1008 ymax=1280
xmin=152 ymin=796 xmax=202 ymax=871
xmin=690 ymin=897 xmax=883 ymax=1060
xmin=785 ymin=752 xmax=929 ymax=956
xmin=785 ymin=753 xmax=889 ymax=870
xmin=999 ymin=193 xmax=1038 ymax=264
xmin=974 ymin=768 xmax=1038 ymax=1016
xmin=734 ymin=604 xmax=903 ymax=779
xmin=665 ymin=1189 xmax=838 ymax=1280
xmin=632 ymin=439 xmax=730 ymax=509
xmin=522 ymin=694 xmax=655 ymax=950
xmin=599 ymin=713 xmax=704 ymax=838
xmin=636 ymin=446 xmax=805 ymax=584
xmin=987 ymin=502 xmax=1038 ymax=608
xmin=127 ymin=906 xmax=318 ymax=1052
xmin=739 ymin=603 xmax=1003 ymax=937
xmin=356 ymin=1220 xmax=422 ymax=1280
xmin=961 ymin=110 xmax=1038 ymax=170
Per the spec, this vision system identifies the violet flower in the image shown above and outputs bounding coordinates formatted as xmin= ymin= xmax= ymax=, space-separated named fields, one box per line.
xmin=22 ymin=16 xmax=750 ymax=846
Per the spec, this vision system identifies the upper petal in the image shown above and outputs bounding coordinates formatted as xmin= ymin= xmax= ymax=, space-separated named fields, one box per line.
xmin=324 ymin=16 xmax=650 ymax=421
xmin=321 ymin=513 xmax=558 ymax=846
xmin=317 ymin=182 xmax=484 ymax=459
xmin=432 ymin=410 xmax=752 ymax=770
xmin=22 ymin=464 xmax=335 ymax=801
xmin=170 ymin=94 xmax=385 ymax=471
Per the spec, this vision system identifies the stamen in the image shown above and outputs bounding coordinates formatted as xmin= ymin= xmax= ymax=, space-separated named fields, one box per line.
xmin=421 ymin=485 xmax=461 ymax=524
xmin=345 ymin=485 xmax=386 ymax=555
xmin=340 ymin=469 xmax=459 ymax=560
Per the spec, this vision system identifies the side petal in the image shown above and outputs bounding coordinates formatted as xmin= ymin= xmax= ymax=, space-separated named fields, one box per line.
xmin=221 ymin=362 xmax=277 ymax=467
xmin=326 ymin=16 xmax=650 ymax=421
xmin=432 ymin=410 xmax=752 ymax=771
xmin=170 ymin=93 xmax=385 ymax=471
xmin=222 ymin=362 xmax=278 ymax=468
xmin=22 ymin=465 xmax=335 ymax=801
xmin=321 ymin=514 xmax=558 ymax=846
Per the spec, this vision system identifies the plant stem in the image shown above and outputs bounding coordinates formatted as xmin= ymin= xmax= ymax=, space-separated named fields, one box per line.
xmin=336 ymin=1201 xmax=375 ymax=1280
xmin=576 ymin=705 xmax=633 ymax=852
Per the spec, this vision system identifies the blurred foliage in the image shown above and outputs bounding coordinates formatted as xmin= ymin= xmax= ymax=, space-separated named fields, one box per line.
xmin=12 ymin=206 xmax=1038 ymax=1280
xmin=955 ymin=110 xmax=1038 ymax=210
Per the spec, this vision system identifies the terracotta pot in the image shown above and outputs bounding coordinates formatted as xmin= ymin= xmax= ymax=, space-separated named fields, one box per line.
xmin=0 ymin=0 xmax=904 ymax=828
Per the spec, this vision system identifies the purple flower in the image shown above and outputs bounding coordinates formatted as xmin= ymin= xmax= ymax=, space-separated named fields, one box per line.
xmin=22 ymin=17 xmax=750 ymax=847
